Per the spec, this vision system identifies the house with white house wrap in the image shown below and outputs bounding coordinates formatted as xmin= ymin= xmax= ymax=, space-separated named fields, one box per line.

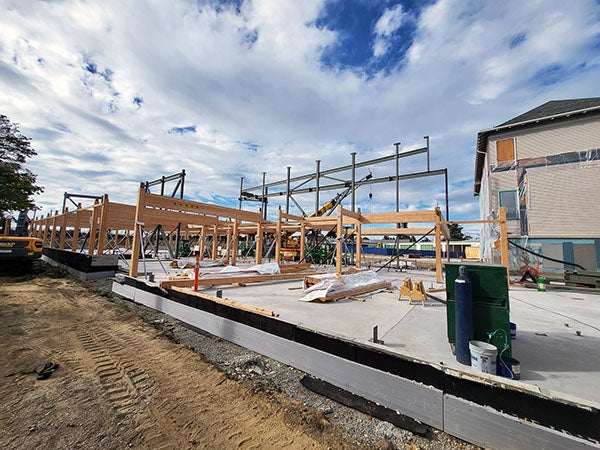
xmin=474 ymin=98 xmax=600 ymax=274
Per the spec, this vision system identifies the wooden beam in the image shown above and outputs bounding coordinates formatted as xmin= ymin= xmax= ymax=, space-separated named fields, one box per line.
xmin=143 ymin=192 xmax=264 ymax=223
xmin=88 ymin=200 xmax=101 ymax=255
xmin=199 ymin=225 xmax=206 ymax=261
xmin=275 ymin=208 xmax=282 ymax=265
xmin=336 ymin=206 xmax=343 ymax=276
xmin=97 ymin=195 xmax=109 ymax=254
xmin=50 ymin=214 xmax=57 ymax=248
xmin=255 ymin=221 xmax=263 ymax=265
xmin=211 ymin=224 xmax=218 ymax=260
xmin=159 ymin=269 xmax=322 ymax=289
xmin=170 ymin=286 xmax=279 ymax=317
xmin=361 ymin=227 xmax=434 ymax=236
xmin=232 ymin=219 xmax=239 ymax=266
xmin=339 ymin=207 xmax=362 ymax=222
xmin=361 ymin=211 xmax=437 ymax=224
xmin=59 ymin=208 xmax=68 ymax=250
xmin=435 ymin=214 xmax=442 ymax=283
xmin=356 ymin=222 xmax=362 ymax=269
xmin=499 ymin=206 xmax=510 ymax=277
xmin=129 ymin=188 xmax=146 ymax=277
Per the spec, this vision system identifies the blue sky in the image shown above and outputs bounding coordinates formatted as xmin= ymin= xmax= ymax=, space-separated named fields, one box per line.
xmin=1 ymin=0 xmax=599 ymax=236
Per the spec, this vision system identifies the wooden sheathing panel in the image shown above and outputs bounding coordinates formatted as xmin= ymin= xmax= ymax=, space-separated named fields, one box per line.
xmin=496 ymin=138 xmax=515 ymax=162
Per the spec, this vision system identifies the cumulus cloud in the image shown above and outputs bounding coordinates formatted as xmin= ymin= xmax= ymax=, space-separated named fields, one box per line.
xmin=0 ymin=0 xmax=598 ymax=225
xmin=372 ymin=4 xmax=405 ymax=58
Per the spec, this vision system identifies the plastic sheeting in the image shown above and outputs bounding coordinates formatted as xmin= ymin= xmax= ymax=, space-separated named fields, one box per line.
xmin=218 ymin=262 xmax=281 ymax=275
xmin=299 ymin=270 xmax=387 ymax=302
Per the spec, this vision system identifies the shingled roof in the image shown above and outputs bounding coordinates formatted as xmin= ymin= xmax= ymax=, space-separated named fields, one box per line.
xmin=498 ymin=97 xmax=600 ymax=127
xmin=474 ymin=97 xmax=600 ymax=195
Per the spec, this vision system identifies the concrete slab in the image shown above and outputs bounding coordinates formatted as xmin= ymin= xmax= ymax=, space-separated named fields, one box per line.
xmin=122 ymin=259 xmax=600 ymax=409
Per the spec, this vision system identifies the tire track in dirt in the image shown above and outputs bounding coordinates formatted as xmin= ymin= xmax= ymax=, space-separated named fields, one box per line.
xmin=76 ymin=329 xmax=152 ymax=414
xmin=1 ymin=276 xmax=364 ymax=450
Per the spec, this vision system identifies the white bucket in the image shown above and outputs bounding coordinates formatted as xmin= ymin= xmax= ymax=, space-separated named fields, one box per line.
xmin=469 ymin=340 xmax=497 ymax=374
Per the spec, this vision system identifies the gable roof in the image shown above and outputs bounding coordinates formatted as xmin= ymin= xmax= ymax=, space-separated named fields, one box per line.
xmin=498 ymin=98 xmax=600 ymax=127
xmin=473 ymin=97 xmax=600 ymax=195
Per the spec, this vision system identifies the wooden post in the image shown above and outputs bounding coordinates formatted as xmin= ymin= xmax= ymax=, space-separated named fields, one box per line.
xmin=49 ymin=213 xmax=58 ymax=248
xmin=300 ymin=222 xmax=306 ymax=262
xmin=336 ymin=205 xmax=343 ymax=276
xmin=72 ymin=207 xmax=82 ymax=251
xmin=224 ymin=225 xmax=232 ymax=265
xmin=129 ymin=188 xmax=146 ymax=277
xmin=499 ymin=206 xmax=510 ymax=275
xmin=275 ymin=207 xmax=282 ymax=265
xmin=212 ymin=225 xmax=218 ymax=261
xmin=42 ymin=214 xmax=50 ymax=246
xmin=198 ymin=226 xmax=206 ymax=261
xmin=232 ymin=219 xmax=239 ymax=266
xmin=97 ymin=195 xmax=109 ymax=254
xmin=435 ymin=211 xmax=442 ymax=283
xmin=255 ymin=221 xmax=263 ymax=265
xmin=356 ymin=222 xmax=362 ymax=269
xmin=88 ymin=200 xmax=100 ymax=255
xmin=59 ymin=209 xmax=68 ymax=250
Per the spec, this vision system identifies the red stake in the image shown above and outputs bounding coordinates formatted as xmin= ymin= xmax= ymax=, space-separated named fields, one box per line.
xmin=194 ymin=252 xmax=200 ymax=292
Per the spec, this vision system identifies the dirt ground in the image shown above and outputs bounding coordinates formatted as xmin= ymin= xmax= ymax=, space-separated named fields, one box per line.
xmin=0 ymin=272 xmax=377 ymax=450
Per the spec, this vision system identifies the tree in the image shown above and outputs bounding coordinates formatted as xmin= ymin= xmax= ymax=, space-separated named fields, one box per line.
xmin=0 ymin=115 xmax=43 ymax=213
xmin=448 ymin=223 xmax=468 ymax=241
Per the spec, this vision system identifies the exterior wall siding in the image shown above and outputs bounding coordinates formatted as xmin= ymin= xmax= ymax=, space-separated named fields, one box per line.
xmin=514 ymin=116 xmax=600 ymax=159
xmin=484 ymin=114 xmax=600 ymax=240
xmin=527 ymin=164 xmax=600 ymax=238
xmin=489 ymin=115 xmax=600 ymax=162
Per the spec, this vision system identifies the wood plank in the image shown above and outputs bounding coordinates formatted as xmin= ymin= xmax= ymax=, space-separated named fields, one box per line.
xmin=339 ymin=207 xmax=362 ymax=222
xmin=170 ymin=286 xmax=279 ymax=317
xmin=159 ymin=269 xmax=323 ymax=289
xmin=361 ymin=211 xmax=437 ymax=224
xmin=361 ymin=227 xmax=434 ymax=236
xmin=144 ymin=192 xmax=264 ymax=223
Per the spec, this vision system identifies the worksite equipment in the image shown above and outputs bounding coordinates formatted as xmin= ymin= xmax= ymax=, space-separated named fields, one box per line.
xmin=308 ymin=172 xmax=373 ymax=218
xmin=0 ymin=212 xmax=43 ymax=263
xmin=446 ymin=263 xmax=511 ymax=358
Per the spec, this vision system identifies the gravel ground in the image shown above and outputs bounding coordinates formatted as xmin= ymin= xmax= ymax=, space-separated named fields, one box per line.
xmin=86 ymin=276 xmax=478 ymax=450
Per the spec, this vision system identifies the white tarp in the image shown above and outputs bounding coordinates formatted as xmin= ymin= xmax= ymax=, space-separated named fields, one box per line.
xmin=299 ymin=270 xmax=387 ymax=302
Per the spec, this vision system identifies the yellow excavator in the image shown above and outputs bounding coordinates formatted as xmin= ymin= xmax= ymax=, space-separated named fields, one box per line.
xmin=308 ymin=173 xmax=373 ymax=218
xmin=0 ymin=211 xmax=43 ymax=266
xmin=281 ymin=173 xmax=373 ymax=262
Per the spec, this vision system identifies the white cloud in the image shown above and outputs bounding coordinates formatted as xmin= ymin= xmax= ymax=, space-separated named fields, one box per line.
xmin=0 ymin=0 xmax=599 ymax=224
xmin=372 ymin=4 xmax=405 ymax=57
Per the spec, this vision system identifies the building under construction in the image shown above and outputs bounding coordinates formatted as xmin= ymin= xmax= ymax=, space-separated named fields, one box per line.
xmin=29 ymin=145 xmax=599 ymax=450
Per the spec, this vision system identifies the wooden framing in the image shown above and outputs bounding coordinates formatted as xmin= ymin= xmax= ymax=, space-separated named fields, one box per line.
xmin=30 ymin=185 xmax=494 ymax=285
xmin=441 ymin=206 xmax=510 ymax=277
xmin=30 ymin=196 xmax=136 ymax=255
xmin=129 ymin=189 xmax=266 ymax=276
